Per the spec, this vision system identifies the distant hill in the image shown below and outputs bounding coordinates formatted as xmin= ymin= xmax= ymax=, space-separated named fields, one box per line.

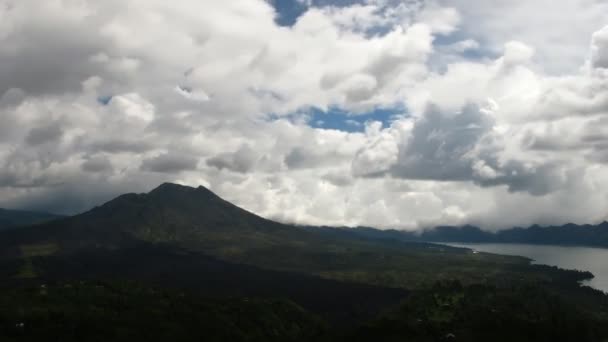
xmin=0 ymin=208 xmax=63 ymax=230
xmin=418 ymin=223 xmax=608 ymax=246
xmin=424 ymin=223 xmax=608 ymax=247
xmin=318 ymin=223 xmax=608 ymax=248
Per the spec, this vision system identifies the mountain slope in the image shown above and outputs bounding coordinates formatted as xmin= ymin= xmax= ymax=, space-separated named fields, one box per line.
xmin=0 ymin=183 xmax=302 ymax=252
xmin=0 ymin=208 xmax=62 ymax=231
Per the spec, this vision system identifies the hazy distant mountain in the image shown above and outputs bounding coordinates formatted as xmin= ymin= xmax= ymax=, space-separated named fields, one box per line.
xmin=422 ymin=223 xmax=608 ymax=247
xmin=324 ymin=223 xmax=608 ymax=248
xmin=0 ymin=208 xmax=63 ymax=230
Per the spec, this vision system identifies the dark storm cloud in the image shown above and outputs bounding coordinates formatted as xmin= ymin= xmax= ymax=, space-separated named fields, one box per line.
xmin=25 ymin=121 xmax=64 ymax=146
xmin=591 ymin=27 xmax=608 ymax=69
xmin=141 ymin=153 xmax=199 ymax=174
xmin=474 ymin=159 xmax=565 ymax=196
xmin=0 ymin=170 xmax=57 ymax=189
xmin=284 ymin=143 xmax=350 ymax=170
xmin=0 ymin=88 xmax=27 ymax=108
xmin=81 ymin=155 xmax=114 ymax=173
xmin=2 ymin=177 xmax=163 ymax=215
xmin=386 ymin=103 xmax=568 ymax=196
xmin=87 ymin=139 xmax=154 ymax=154
xmin=284 ymin=147 xmax=317 ymax=169
xmin=0 ymin=8 xmax=106 ymax=96
xmin=207 ymin=145 xmax=259 ymax=173
xmin=391 ymin=103 xmax=493 ymax=181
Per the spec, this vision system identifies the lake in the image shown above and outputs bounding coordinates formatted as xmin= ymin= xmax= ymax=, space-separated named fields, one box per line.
xmin=443 ymin=243 xmax=608 ymax=292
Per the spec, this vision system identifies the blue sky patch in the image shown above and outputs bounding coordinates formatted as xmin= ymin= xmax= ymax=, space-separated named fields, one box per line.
xmin=271 ymin=0 xmax=309 ymax=26
xmin=271 ymin=0 xmax=363 ymax=26
xmin=97 ymin=95 xmax=113 ymax=106
xmin=309 ymin=106 xmax=406 ymax=132
xmin=265 ymin=105 xmax=406 ymax=132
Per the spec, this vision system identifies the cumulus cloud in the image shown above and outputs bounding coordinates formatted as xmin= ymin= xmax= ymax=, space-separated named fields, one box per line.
xmin=391 ymin=103 xmax=494 ymax=182
xmin=1 ymin=0 xmax=608 ymax=231
xmin=352 ymin=121 xmax=400 ymax=177
xmin=443 ymin=0 xmax=608 ymax=73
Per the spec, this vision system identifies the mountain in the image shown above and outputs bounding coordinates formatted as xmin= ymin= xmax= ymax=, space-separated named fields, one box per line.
xmin=0 ymin=183 xmax=411 ymax=326
xmin=0 ymin=182 xmax=336 ymax=260
xmin=0 ymin=208 xmax=63 ymax=230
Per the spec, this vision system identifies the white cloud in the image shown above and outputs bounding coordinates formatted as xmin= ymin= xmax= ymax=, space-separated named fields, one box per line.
xmin=443 ymin=0 xmax=608 ymax=73
xmin=1 ymin=0 xmax=608 ymax=231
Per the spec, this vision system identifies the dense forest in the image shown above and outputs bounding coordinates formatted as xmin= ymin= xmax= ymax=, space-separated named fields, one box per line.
xmin=2 ymin=278 xmax=607 ymax=341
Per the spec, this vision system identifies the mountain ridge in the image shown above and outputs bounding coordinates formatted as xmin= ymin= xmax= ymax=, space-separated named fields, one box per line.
xmin=327 ymin=222 xmax=608 ymax=248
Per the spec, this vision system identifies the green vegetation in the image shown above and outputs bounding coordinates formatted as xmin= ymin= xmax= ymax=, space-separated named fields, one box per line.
xmin=15 ymin=258 xmax=37 ymax=279
xmin=14 ymin=244 xmax=60 ymax=280
xmin=0 ymin=281 xmax=326 ymax=342
xmin=348 ymin=281 xmax=608 ymax=342
xmin=20 ymin=243 xmax=59 ymax=257
xmin=2 ymin=280 xmax=607 ymax=341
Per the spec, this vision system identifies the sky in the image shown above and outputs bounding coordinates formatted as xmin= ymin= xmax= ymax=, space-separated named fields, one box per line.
xmin=1 ymin=0 xmax=608 ymax=231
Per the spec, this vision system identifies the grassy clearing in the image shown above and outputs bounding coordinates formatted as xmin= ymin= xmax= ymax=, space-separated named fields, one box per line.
xmin=20 ymin=243 xmax=59 ymax=257
xmin=14 ymin=243 xmax=59 ymax=279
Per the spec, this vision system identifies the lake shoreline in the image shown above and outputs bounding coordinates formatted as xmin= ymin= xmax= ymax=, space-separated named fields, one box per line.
xmin=437 ymin=242 xmax=606 ymax=292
